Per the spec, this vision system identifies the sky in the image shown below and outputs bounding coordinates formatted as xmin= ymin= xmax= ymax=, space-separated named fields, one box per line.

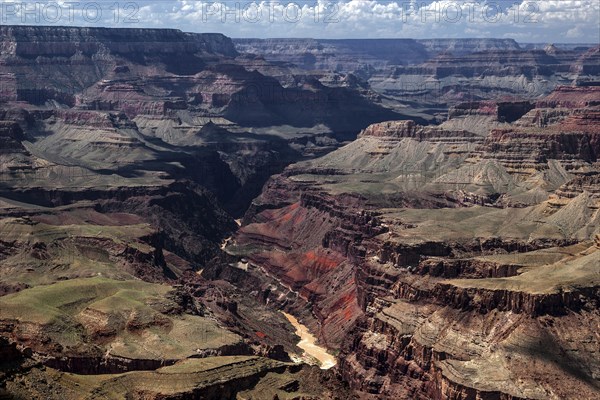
xmin=0 ymin=1 xmax=598 ymax=43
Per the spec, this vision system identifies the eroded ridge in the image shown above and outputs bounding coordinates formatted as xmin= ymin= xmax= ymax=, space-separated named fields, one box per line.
xmin=232 ymin=86 xmax=600 ymax=399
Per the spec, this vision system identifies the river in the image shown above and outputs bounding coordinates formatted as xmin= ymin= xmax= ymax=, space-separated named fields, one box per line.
xmin=220 ymin=224 xmax=336 ymax=369
xmin=282 ymin=312 xmax=337 ymax=370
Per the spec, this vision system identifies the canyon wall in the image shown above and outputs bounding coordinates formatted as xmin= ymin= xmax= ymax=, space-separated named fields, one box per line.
xmin=231 ymin=86 xmax=600 ymax=399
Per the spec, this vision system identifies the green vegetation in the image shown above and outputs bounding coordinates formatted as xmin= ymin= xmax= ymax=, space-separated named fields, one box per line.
xmin=0 ymin=277 xmax=241 ymax=359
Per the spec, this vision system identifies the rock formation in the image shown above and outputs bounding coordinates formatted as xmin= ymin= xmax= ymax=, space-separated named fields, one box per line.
xmin=234 ymin=38 xmax=596 ymax=104
xmin=1 ymin=25 xmax=599 ymax=399
xmin=231 ymin=86 xmax=600 ymax=399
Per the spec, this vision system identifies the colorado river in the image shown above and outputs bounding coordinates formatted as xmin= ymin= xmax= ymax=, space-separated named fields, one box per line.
xmin=282 ymin=312 xmax=337 ymax=369
xmin=221 ymin=224 xmax=336 ymax=369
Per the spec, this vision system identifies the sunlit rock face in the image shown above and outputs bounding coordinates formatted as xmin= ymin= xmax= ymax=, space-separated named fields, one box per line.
xmin=231 ymin=86 xmax=600 ymax=399
xmin=235 ymin=38 xmax=598 ymax=102
xmin=0 ymin=25 xmax=411 ymax=216
xmin=0 ymin=24 xmax=599 ymax=400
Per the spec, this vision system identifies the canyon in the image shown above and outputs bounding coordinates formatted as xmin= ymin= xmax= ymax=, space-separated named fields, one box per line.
xmin=0 ymin=26 xmax=599 ymax=399
xmin=229 ymin=85 xmax=600 ymax=399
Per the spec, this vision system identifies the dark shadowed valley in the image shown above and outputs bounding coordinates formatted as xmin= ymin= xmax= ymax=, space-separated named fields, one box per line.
xmin=0 ymin=24 xmax=599 ymax=400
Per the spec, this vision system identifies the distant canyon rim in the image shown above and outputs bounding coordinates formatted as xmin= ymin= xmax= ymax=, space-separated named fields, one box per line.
xmin=0 ymin=25 xmax=598 ymax=399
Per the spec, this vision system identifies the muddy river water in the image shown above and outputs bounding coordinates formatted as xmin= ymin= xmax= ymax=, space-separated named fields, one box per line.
xmin=220 ymin=230 xmax=336 ymax=369
xmin=282 ymin=312 xmax=337 ymax=369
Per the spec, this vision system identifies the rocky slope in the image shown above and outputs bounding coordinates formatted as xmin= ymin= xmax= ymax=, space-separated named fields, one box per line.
xmin=229 ymin=86 xmax=600 ymax=399
xmin=0 ymin=146 xmax=351 ymax=398
xmin=4 ymin=356 xmax=353 ymax=400
xmin=235 ymin=39 xmax=598 ymax=106
xmin=0 ymin=25 xmax=399 ymax=399
xmin=0 ymin=25 xmax=412 ymax=217
xmin=233 ymin=38 xmax=521 ymax=72
xmin=1 ymin=25 xmax=599 ymax=399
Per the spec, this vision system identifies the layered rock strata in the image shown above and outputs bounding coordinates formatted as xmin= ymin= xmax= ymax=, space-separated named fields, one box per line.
xmin=231 ymin=87 xmax=600 ymax=399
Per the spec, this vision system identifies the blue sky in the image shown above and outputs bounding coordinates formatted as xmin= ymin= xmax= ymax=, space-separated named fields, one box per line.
xmin=1 ymin=1 xmax=598 ymax=42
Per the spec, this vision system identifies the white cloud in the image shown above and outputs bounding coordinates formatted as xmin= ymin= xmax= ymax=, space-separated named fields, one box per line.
xmin=566 ymin=26 xmax=583 ymax=39
xmin=0 ymin=1 xmax=597 ymax=42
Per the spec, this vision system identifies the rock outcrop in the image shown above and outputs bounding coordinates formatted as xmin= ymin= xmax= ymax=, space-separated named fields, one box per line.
xmin=234 ymin=38 xmax=595 ymax=104
xmin=231 ymin=86 xmax=600 ymax=399
xmin=1 ymin=25 xmax=599 ymax=399
xmin=233 ymin=38 xmax=522 ymax=72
